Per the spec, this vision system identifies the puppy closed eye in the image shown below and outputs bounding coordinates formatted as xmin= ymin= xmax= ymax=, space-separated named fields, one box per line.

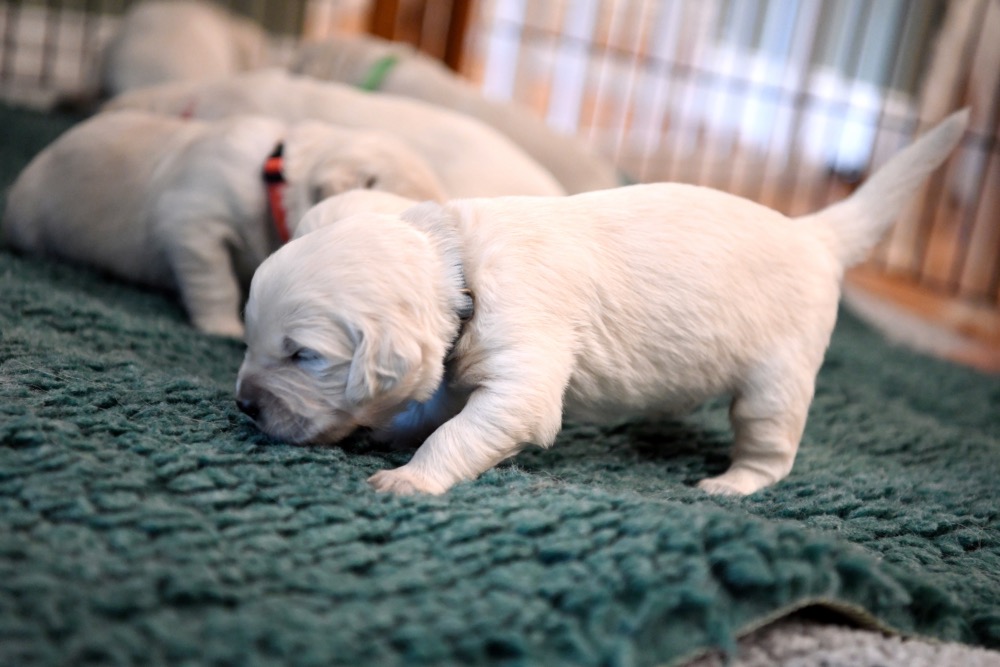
xmin=289 ymin=347 xmax=328 ymax=372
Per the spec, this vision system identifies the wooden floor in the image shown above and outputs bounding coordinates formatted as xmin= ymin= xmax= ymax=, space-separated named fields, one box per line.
xmin=844 ymin=266 xmax=1000 ymax=373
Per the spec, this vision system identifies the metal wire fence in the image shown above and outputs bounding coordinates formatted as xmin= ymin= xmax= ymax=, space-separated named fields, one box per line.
xmin=1 ymin=0 xmax=997 ymax=308
xmin=462 ymin=0 xmax=999 ymax=307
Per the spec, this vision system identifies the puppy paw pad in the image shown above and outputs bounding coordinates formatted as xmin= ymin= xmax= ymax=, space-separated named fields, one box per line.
xmin=697 ymin=477 xmax=749 ymax=496
xmin=368 ymin=468 xmax=445 ymax=495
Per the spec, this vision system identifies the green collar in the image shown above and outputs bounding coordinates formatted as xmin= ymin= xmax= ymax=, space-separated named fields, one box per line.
xmin=358 ymin=54 xmax=400 ymax=92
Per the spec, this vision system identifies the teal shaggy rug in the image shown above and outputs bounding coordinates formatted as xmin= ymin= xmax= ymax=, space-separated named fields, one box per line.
xmin=1 ymin=105 xmax=999 ymax=666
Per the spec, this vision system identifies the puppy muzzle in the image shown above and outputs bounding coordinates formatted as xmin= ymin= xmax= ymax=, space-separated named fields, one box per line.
xmin=236 ymin=375 xmax=287 ymax=432
xmin=235 ymin=374 xmax=360 ymax=445
xmin=235 ymin=379 xmax=269 ymax=424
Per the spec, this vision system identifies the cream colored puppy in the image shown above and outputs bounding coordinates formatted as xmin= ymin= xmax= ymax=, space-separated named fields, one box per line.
xmin=102 ymin=0 xmax=270 ymax=96
xmin=293 ymin=190 xmax=418 ymax=239
xmin=236 ymin=111 xmax=967 ymax=496
xmin=292 ymin=35 xmax=621 ymax=194
xmin=104 ymin=69 xmax=566 ymax=198
xmin=2 ymin=110 xmax=447 ymax=338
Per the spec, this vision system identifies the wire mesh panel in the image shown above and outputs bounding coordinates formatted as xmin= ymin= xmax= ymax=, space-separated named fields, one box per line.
xmin=0 ymin=0 xmax=358 ymax=107
xmin=0 ymin=0 xmax=997 ymax=314
xmin=0 ymin=1 xmax=119 ymax=107
xmin=462 ymin=0 xmax=999 ymax=308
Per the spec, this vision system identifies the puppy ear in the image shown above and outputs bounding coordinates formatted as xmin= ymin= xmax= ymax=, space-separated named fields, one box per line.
xmin=400 ymin=201 xmax=449 ymax=228
xmin=345 ymin=330 xmax=421 ymax=406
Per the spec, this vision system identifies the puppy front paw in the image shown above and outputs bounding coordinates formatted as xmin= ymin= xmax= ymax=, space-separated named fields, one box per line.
xmin=368 ymin=465 xmax=448 ymax=495
xmin=697 ymin=466 xmax=778 ymax=496
xmin=697 ymin=477 xmax=748 ymax=496
xmin=194 ymin=316 xmax=245 ymax=339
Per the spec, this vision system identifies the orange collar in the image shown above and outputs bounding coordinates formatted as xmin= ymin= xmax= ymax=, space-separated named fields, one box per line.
xmin=262 ymin=143 xmax=291 ymax=244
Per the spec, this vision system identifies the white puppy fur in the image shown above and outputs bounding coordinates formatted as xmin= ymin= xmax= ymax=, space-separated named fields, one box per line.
xmin=293 ymin=190 xmax=419 ymax=239
xmin=104 ymin=69 xmax=566 ymax=198
xmin=2 ymin=110 xmax=447 ymax=338
xmin=291 ymin=34 xmax=621 ymax=194
xmin=236 ymin=111 xmax=967 ymax=496
xmin=103 ymin=0 xmax=270 ymax=96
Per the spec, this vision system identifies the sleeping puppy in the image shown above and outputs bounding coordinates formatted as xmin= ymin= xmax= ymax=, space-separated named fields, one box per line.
xmin=291 ymin=34 xmax=621 ymax=194
xmin=2 ymin=110 xmax=447 ymax=338
xmin=58 ymin=0 xmax=271 ymax=111
xmin=102 ymin=0 xmax=270 ymax=95
xmin=104 ymin=69 xmax=566 ymax=198
xmin=235 ymin=110 xmax=967 ymax=496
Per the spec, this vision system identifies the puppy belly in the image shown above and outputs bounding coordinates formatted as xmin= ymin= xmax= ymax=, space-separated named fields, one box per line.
xmin=562 ymin=382 xmax=717 ymax=424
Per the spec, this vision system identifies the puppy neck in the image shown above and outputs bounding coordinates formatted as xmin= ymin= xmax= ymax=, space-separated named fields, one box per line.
xmin=401 ymin=202 xmax=474 ymax=352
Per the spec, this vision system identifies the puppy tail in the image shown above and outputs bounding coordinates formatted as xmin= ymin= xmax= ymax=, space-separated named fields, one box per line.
xmin=803 ymin=108 xmax=969 ymax=267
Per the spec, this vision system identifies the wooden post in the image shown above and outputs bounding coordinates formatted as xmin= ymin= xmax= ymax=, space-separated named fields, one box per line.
xmin=443 ymin=0 xmax=472 ymax=72
xmin=368 ymin=0 xmax=401 ymax=40
xmin=367 ymin=0 xmax=473 ymax=73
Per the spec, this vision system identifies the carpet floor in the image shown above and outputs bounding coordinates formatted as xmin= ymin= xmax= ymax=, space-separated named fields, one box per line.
xmin=1 ymin=105 xmax=999 ymax=666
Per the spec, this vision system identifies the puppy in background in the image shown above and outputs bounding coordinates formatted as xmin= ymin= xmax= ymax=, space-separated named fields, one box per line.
xmin=291 ymin=35 xmax=621 ymax=194
xmin=105 ymin=69 xmax=567 ymax=198
xmin=104 ymin=0 xmax=270 ymax=95
xmin=235 ymin=110 xmax=967 ymax=496
xmin=2 ymin=110 xmax=447 ymax=338
xmin=59 ymin=0 xmax=272 ymax=112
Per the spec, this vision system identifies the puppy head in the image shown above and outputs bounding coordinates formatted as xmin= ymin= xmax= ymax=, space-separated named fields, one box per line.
xmin=293 ymin=190 xmax=419 ymax=239
xmin=282 ymin=121 xmax=448 ymax=231
xmin=236 ymin=211 xmax=457 ymax=444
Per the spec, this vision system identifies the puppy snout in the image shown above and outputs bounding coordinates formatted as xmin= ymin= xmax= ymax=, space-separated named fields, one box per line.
xmin=235 ymin=380 xmax=264 ymax=422
xmin=236 ymin=396 xmax=260 ymax=420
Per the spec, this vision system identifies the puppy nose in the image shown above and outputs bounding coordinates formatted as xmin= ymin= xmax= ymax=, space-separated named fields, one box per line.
xmin=236 ymin=397 xmax=260 ymax=421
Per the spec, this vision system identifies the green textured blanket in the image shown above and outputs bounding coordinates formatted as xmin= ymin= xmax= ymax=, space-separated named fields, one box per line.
xmin=1 ymin=105 xmax=999 ymax=667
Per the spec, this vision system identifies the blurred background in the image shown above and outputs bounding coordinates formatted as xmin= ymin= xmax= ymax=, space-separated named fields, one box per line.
xmin=0 ymin=0 xmax=997 ymax=367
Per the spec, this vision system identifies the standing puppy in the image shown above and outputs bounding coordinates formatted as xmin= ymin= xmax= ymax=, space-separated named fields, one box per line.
xmin=2 ymin=110 xmax=447 ymax=337
xmin=235 ymin=111 xmax=967 ymax=495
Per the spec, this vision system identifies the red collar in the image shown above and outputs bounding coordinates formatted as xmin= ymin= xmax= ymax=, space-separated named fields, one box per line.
xmin=180 ymin=98 xmax=198 ymax=120
xmin=262 ymin=143 xmax=291 ymax=244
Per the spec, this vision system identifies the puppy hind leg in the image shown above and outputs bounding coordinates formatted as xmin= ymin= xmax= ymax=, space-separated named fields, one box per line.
xmin=697 ymin=368 xmax=814 ymax=496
